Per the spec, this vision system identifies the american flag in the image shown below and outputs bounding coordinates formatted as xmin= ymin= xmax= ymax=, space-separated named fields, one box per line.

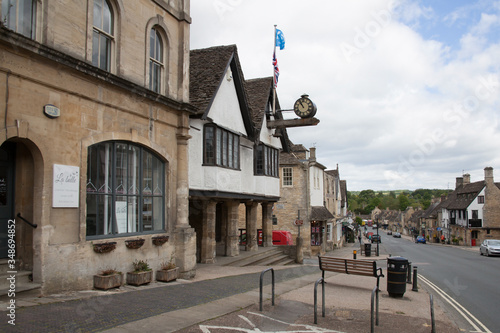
xmin=273 ymin=51 xmax=279 ymax=87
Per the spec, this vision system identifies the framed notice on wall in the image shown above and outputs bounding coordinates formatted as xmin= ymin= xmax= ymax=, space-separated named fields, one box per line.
xmin=53 ymin=164 xmax=80 ymax=208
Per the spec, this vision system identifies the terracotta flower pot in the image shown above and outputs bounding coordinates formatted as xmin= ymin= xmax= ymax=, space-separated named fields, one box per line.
xmin=94 ymin=272 xmax=123 ymax=290
xmin=126 ymin=270 xmax=153 ymax=286
xmin=156 ymin=267 xmax=179 ymax=282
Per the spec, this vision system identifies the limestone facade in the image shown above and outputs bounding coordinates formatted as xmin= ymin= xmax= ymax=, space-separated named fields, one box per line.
xmin=0 ymin=0 xmax=196 ymax=293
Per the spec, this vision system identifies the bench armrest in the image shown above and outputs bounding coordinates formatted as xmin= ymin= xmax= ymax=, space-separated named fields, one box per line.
xmin=376 ymin=267 xmax=384 ymax=278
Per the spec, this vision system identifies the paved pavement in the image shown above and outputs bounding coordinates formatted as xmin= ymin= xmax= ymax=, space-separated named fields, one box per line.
xmin=0 ymin=237 xmax=468 ymax=332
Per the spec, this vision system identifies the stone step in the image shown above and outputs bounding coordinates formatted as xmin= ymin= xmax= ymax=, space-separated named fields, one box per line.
xmin=224 ymin=248 xmax=280 ymax=267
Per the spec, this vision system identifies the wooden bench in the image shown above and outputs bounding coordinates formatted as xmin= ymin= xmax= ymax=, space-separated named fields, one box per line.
xmin=318 ymin=256 xmax=384 ymax=288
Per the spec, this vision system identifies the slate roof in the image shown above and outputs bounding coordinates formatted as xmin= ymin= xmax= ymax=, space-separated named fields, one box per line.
xmin=311 ymin=206 xmax=335 ymax=221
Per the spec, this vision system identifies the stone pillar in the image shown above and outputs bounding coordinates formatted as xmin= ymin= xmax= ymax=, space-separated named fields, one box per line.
xmin=261 ymin=202 xmax=274 ymax=247
xmin=200 ymin=201 xmax=217 ymax=263
xmin=225 ymin=201 xmax=240 ymax=257
xmin=245 ymin=202 xmax=259 ymax=252
xmin=174 ymin=125 xmax=196 ymax=278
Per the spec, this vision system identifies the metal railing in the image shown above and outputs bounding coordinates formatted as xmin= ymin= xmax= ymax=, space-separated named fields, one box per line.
xmin=259 ymin=268 xmax=275 ymax=311
xmin=17 ymin=213 xmax=37 ymax=228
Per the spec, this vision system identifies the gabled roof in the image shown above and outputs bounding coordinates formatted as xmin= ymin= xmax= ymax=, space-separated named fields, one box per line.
xmin=189 ymin=45 xmax=254 ymax=138
xmin=245 ymin=77 xmax=290 ymax=152
xmin=447 ymin=181 xmax=485 ymax=210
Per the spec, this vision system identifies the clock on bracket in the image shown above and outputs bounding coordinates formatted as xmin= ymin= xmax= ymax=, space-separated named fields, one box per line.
xmin=293 ymin=94 xmax=317 ymax=118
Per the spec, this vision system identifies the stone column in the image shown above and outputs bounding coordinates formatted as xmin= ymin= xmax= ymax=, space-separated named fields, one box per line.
xmin=261 ymin=202 xmax=274 ymax=247
xmin=225 ymin=200 xmax=240 ymax=257
xmin=200 ymin=201 xmax=217 ymax=263
xmin=174 ymin=123 xmax=196 ymax=278
xmin=245 ymin=201 xmax=259 ymax=252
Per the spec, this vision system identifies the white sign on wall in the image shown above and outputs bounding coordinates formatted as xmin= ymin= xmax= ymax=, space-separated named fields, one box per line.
xmin=53 ymin=164 xmax=80 ymax=208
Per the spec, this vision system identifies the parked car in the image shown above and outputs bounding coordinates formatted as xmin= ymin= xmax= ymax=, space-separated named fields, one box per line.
xmin=479 ymin=239 xmax=500 ymax=256
xmin=393 ymin=232 xmax=401 ymax=238
xmin=416 ymin=236 xmax=426 ymax=244
xmin=387 ymin=230 xmax=393 ymax=235
xmin=366 ymin=232 xmax=374 ymax=240
xmin=371 ymin=234 xmax=381 ymax=243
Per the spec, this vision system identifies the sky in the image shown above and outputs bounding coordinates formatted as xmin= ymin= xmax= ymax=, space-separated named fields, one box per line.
xmin=189 ymin=0 xmax=500 ymax=191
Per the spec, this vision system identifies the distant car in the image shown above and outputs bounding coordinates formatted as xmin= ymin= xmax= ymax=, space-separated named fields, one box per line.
xmin=416 ymin=236 xmax=426 ymax=244
xmin=387 ymin=230 xmax=392 ymax=235
xmin=393 ymin=232 xmax=401 ymax=238
xmin=480 ymin=239 xmax=500 ymax=256
xmin=366 ymin=232 xmax=374 ymax=240
xmin=371 ymin=234 xmax=381 ymax=243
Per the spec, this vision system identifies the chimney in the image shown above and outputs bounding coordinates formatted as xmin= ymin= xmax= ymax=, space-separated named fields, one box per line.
xmin=485 ymin=167 xmax=494 ymax=184
xmin=463 ymin=173 xmax=470 ymax=184
xmin=309 ymin=147 xmax=316 ymax=161
xmin=456 ymin=177 xmax=463 ymax=189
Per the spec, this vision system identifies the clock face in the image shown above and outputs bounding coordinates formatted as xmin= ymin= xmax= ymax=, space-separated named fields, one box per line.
xmin=293 ymin=97 xmax=316 ymax=118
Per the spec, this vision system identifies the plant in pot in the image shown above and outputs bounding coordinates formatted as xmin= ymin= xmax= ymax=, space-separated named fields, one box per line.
xmin=126 ymin=259 xmax=153 ymax=286
xmin=156 ymin=260 xmax=179 ymax=282
xmin=94 ymin=268 xmax=123 ymax=290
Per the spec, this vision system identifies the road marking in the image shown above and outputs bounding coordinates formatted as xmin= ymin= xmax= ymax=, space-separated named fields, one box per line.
xmin=199 ymin=310 xmax=345 ymax=333
xmin=419 ymin=275 xmax=491 ymax=333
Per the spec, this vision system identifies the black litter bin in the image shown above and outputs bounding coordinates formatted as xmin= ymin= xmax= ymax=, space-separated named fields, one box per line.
xmin=387 ymin=256 xmax=408 ymax=297
xmin=364 ymin=243 xmax=371 ymax=257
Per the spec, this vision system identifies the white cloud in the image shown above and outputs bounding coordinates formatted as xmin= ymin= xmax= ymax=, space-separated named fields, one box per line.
xmin=190 ymin=0 xmax=500 ymax=191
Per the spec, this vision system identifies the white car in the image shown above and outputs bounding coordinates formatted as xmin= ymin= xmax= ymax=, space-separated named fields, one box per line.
xmin=479 ymin=239 xmax=500 ymax=256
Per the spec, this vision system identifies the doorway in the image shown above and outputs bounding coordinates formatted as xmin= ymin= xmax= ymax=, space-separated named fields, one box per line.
xmin=0 ymin=142 xmax=15 ymax=258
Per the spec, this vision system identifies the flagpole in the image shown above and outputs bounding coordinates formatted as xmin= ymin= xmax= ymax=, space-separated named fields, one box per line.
xmin=273 ymin=25 xmax=277 ymax=116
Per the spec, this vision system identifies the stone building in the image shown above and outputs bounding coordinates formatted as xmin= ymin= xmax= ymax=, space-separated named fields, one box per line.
xmin=443 ymin=168 xmax=500 ymax=246
xmin=0 ymin=0 xmax=196 ymax=294
xmin=188 ymin=45 xmax=288 ymax=263
xmin=274 ymin=145 xmax=334 ymax=257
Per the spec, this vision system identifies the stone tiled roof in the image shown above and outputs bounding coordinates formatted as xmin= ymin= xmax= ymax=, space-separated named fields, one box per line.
xmin=447 ymin=181 xmax=485 ymax=210
xmin=190 ymin=45 xmax=239 ymax=116
xmin=245 ymin=77 xmax=290 ymax=152
xmin=311 ymin=206 xmax=334 ymax=221
xmin=279 ymin=151 xmax=302 ymax=165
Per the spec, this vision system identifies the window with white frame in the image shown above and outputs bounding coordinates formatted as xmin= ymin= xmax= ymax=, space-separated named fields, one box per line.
xmin=2 ymin=0 xmax=37 ymax=39
xmin=92 ymin=0 xmax=114 ymax=71
xmin=86 ymin=141 xmax=165 ymax=238
xmin=149 ymin=27 xmax=163 ymax=93
xmin=203 ymin=125 xmax=240 ymax=169
xmin=327 ymin=222 xmax=333 ymax=241
xmin=282 ymin=167 xmax=293 ymax=187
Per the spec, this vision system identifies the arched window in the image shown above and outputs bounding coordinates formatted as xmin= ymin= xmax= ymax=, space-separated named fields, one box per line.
xmin=1 ymin=0 xmax=37 ymax=39
xmin=92 ymin=0 xmax=114 ymax=71
xmin=86 ymin=142 xmax=165 ymax=238
xmin=149 ymin=28 xmax=163 ymax=93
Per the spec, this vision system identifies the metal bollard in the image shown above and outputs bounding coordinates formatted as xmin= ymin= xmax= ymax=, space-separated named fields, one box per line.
xmin=259 ymin=268 xmax=275 ymax=311
xmin=412 ymin=266 xmax=418 ymax=292
xmin=407 ymin=262 xmax=412 ymax=284
xmin=430 ymin=294 xmax=436 ymax=333
xmin=353 ymin=250 xmax=357 ymax=260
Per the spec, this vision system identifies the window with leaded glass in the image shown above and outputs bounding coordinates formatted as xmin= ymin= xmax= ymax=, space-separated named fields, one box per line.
xmin=203 ymin=125 xmax=240 ymax=170
xmin=92 ymin=0 xmax=113 ymax=71
xmin=86 ymin=141 xmax=165 ymax=238
xmin=255 ymin=144 xmax=279 ymax=177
